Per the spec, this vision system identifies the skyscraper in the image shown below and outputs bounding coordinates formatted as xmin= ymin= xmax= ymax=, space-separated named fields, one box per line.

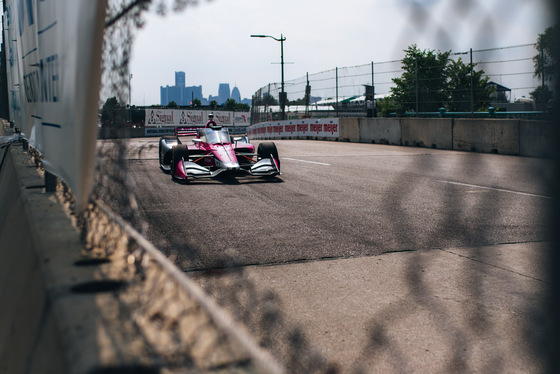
xmin=218 ymin=83 xmax=230 ymax=105
xmin=231 ymin=86 xmax=241 ymax=103
xmin=175 ymin=71 xmax=185 ymax=88
xmin=161 ymin=71 xmax=188 ymax=105
xmin=160 ymin=72 xmax=236 ymax=107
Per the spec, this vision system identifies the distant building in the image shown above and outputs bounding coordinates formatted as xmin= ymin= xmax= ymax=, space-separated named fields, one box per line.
xmin=218 ymin=83 xmax=230 ymax=105
xmin=160 ymin=73 xmax=246 ymax=107
xmin=231 ymin=86 xmax=241 ymax=103
xmin=160 ymin=85 xmax=170 ymax=106
xmin=160 ymin=71 xmax=183 ymax=105
xmin=160 ymin=71 xmax=204 ymax=106
xmin=175 ymin=71 xmax=185 ymax=88
xmin=488 ymin=81 xmax=511 ymax=103
xmin=185 ymin=85 xmax=203 ymax=105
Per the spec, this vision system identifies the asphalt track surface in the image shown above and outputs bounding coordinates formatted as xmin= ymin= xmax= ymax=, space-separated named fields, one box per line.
xmin=106 ymin=137 xmax=553 ymax=371
xmin=121 ymin=137 xmax=552 ymax=273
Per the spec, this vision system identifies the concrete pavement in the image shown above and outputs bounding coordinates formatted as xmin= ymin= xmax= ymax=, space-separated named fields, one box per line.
xmin=245 ymin=241 xmax=549 ymax=373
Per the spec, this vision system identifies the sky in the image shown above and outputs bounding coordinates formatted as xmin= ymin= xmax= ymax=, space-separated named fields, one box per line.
xmin=128 ymin=0 xmax=555 ymax=106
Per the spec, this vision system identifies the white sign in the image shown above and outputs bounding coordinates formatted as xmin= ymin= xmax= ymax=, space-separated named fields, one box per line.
xmin=145 ymin=109 xmax=251 ymax=127
xmin=248 ymin=119 xmax=340 ymax=139
xmin=145 ymin=127 xmax=175 ymax=136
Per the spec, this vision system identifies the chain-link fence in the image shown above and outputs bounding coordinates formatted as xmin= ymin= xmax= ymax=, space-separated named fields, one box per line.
xmin=251 ymin=43 xmax=545 ymax=122
xmin=95 ymin=0 xmax=342 ymax=372
xmin=76 ymin=0 xmax=560 ymax=373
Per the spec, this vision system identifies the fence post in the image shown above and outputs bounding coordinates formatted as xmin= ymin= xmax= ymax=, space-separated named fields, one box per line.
xmin=372 ymin=61 xmax=376 ymax=117
xmin=470 ymin=48 xmax=474 ymax=116
xmin=336 ymin=67 xmax=339 ymax=118
xmin=415 ymin=58 xmax=419 ymax=115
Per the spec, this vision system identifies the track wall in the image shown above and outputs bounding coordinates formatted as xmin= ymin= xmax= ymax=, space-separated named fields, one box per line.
xmin=244 ymin=117 xmax=554 ymax=158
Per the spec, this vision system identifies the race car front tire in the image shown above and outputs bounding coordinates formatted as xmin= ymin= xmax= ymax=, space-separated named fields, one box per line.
xmin=171 ymin=144 xmax=189 ymax=178
xmin=257 ymin=142 xmax=280 ymax=170
xmin=159 ymin=136 xmax=177 ymax=173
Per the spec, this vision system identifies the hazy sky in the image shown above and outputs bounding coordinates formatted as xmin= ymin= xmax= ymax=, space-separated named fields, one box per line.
xmin=129 ymin=0 xmax=554 ymax=106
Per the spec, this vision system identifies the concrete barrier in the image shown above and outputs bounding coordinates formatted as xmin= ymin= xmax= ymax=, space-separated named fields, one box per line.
xmin=0 ymin=144 xmax=85 ymax=373
xmin=519 ymin=120 xmax=555 ymax=158
xmin=358 ymin=118 xmax=402 ymax=145
xmin=98 ymin=127 xmax=145 ymax=139
xmin=339 ymin=118 xmax=360 ymax=142
xmin=401 ymin=118 xmax=453 ymax=149
xmin=453 ymin=118 xmax=520 ymax=155
xmin=101 ymin=118 xmax=554 ymax=158
xmin=0 ymin=133 xmax=266 ymax=373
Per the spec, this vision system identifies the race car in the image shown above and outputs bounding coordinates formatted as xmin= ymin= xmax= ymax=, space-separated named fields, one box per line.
xmin=159 ymin=126 xmax=281 ymax=181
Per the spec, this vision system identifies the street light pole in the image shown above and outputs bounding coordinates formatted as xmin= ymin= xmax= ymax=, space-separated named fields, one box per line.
xmin=251 ymin=34 xmax=287 ymax=120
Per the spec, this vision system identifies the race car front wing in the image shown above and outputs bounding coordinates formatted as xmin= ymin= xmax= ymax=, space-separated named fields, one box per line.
xmin=176 ymin=155 xmax=281 ymax=179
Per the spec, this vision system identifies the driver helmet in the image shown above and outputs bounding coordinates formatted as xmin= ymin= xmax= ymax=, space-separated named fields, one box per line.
xmin=208 ymin=113 xmax=214 ymax=119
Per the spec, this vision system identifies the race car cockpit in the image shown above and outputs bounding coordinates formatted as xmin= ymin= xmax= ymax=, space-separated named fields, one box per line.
xmin=197 ymin=127 xmax=230 ymax=145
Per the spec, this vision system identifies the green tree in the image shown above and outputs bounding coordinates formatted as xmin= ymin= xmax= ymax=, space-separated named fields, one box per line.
xmin=167 ymin=100 xmax=178 ymax=108
xmin=376 ymin=96 xmax=399 ymax=117
xmin=102 ymin=96 xmax=120 ymax=112
xmin=100 ymin=97 xmax=122 ymax=127
xmin=531 ymin=25 xmax=558 ymax=103
xmin=263 ymin=94 xmax=278 ymax=106
xmin=287 ymin=97 xmax=306 ymax=106
xmin=530 ymin=85 xmax=554 ymax=104
xmin=236 ymin=103 xmax=250 ymax=112
xmin=447 ymin=58 xmax=492 ymax=112
xmin=224 ymin=98 xmax=237 ymax=111
xmin=391 ymin=45 xmax=450 ymax=112
xmin=191 ymin=98 xmax=201 ymax=107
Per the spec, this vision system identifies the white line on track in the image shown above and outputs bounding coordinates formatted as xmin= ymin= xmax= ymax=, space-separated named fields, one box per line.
xmin=282 ymin=157 xmax=331 ymax=166
xmin=436 ymin=180 xmax=552 ymax=199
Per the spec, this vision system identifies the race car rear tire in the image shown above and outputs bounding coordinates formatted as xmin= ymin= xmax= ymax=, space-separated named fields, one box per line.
xmin=171 ymin=144 xmax=189 ymax=177
xmin=258 ymin=142 xmax=280 ymax=170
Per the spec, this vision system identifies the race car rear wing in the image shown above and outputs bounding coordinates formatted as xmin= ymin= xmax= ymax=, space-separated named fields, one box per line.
xmin=175 ymin=127 xmax=199 ymax=137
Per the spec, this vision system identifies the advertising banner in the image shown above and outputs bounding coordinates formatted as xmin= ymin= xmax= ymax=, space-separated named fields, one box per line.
xmin=145 ymin=109 xmax=251 ymax=127
xmin=248 ymin=118 xmax=340 ymax=139
xmin=4 ymin=0 xmax=107 ymax=211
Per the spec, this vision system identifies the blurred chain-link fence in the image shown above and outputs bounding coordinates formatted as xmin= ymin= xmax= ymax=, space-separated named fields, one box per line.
xmin=95 ymin=0 xmax=341 ymax=372
xmin=83 ymin=0 xmax=560 ymax=373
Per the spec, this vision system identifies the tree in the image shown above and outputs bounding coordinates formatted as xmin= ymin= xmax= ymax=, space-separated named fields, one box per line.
xmin=102 ymin=96 xmax=120 ymax=112
xmin=100 ymin=97 xmax=122 ymax=127
xmin=167 ymin=100 xmax=178 ymax=108
xmin=262 ymin=94 xmax=278 ymax=106
xmin=531 ymin=25 xmax=558 ymax=103
xmin=391 ymin=45 xmax=450 ymax=112
xmin=191 ymin=98 xmax=201 ymax=107
xmin=224 ymin=98 xmax=237 ymax=111
xmin=447 ymin=58 xmax=492 ymax=112
xmin=376 ymin=96 xmax=399 ymax=117
xmin=530 ymin=85 xmax=554 ymax=104
xmin=236 ymin=103 xmax=250 ymax=112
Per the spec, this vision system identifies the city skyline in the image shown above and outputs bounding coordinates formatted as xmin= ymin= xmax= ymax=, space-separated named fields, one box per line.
xmin=129 ymin=0 xmax=553 ymax=106
xmin=159 ymin=71 xmax=250 ymax=106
